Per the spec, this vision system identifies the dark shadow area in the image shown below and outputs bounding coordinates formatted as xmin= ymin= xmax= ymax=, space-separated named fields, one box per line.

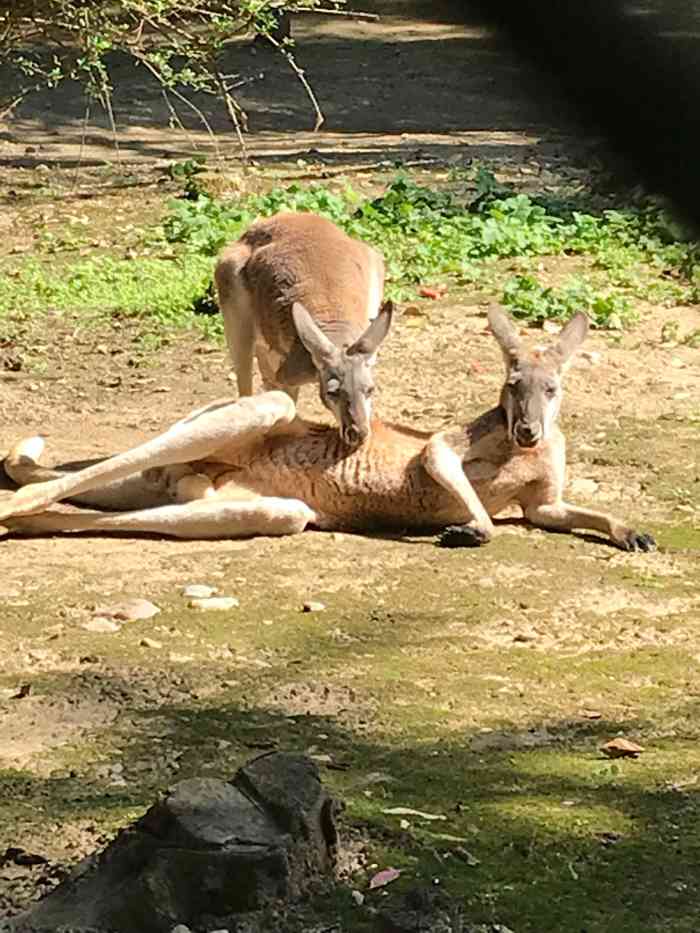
xmin=466 ymin=0 xmax=700 ymax=228
xmin=2 ymin=661 xmax=700 ymax=932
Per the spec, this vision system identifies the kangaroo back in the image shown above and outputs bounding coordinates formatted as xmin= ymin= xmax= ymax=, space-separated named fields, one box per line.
xmin=214 ymin=211 xmax=393 ymax=447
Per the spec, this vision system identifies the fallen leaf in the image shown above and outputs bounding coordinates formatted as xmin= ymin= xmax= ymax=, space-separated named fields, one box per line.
xmin=418 ymin=285 xmax=447 ymax=300
xmin=369 ymin=867 xmax=401 ymax=890
xmin=601 ymin=738 xmax=645 ymax=759
xmin=382 ymin=806 xmax=447 ymax=821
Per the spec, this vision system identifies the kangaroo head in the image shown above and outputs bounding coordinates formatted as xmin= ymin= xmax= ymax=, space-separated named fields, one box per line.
xmin=488 ymin=305 xmax=589 ymax=449
xmin=292 ymin=300 xmax=394 ymax=447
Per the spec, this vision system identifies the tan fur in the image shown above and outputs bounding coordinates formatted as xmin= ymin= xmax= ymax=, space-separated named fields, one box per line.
xmin=214 ymin=212 xmax=388 ymax=447
xmin=0 ymin=309 xmax=654 ymax=552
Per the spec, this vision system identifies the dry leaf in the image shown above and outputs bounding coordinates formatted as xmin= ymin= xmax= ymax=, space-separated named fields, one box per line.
xmin=369 ymin=867 xmax=401 ymax=890
xmin=418 ymin=285 xmax=447 ymax=300
xmin=601 ymin=738 xmax=645 ymax=759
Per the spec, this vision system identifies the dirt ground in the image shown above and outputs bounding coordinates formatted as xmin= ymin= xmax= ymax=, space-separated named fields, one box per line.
xmin=1 ymin=3 xmax=699 ymax=932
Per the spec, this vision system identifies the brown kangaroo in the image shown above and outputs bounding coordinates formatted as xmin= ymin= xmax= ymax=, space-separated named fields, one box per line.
xmin=0 ymin=307 xmax=655 ymax=553
xmin=214 ymin=211 xmax=392 ymax=448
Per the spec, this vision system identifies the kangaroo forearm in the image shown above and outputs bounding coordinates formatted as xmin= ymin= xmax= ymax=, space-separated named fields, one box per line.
xmin=526 ymin=502 xmax=624 ymax=536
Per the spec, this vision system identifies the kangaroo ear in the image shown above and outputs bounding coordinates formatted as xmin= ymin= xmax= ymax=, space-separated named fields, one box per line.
xmin=347 ymin=299 xmax=394 ymax=358
xmin=292 ymin=302 xmax=339 ymax=370
xmin=551 ymin=311 xmax=589 ymax=369
xmin=488 ymin=304 xmax=521 ymax=366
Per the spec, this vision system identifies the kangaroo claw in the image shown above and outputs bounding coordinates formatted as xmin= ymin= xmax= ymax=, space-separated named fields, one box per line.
xmin=437 ymin=524 xmax=491 ymax=549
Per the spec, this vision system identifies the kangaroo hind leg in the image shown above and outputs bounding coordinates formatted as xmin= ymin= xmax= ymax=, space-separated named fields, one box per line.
xmin=0 ymin=391 xmax=296 ymax=522
xmin=215 ymin=242 xmax=256 ymax=397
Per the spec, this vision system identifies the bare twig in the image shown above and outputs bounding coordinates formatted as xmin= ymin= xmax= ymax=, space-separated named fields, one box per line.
xmin=99 ymin=88 xmax=122 ymax=166
xmin=288 ymin=7 xmax=379 ymax=21
xmin=0 ymin=92 xmax=27 ymax=123
xmin=133 ymin=52 xmax=221 ymax=159
xmin=265 ymin=33 xmax=324 ymax=132
xmin=213 ymin=66 xmax=248 ymax=159
xmin=72 ymin=99 xmax=91 ymax=189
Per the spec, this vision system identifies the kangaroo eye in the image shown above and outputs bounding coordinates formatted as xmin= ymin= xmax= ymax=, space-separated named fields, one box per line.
xmin=365 ymin=385 xmax=375 ymax=397
xmin=544 ymin=384 xmax=558 ymax=398
xmin=326 ymin=379 xmax=340 ymax=395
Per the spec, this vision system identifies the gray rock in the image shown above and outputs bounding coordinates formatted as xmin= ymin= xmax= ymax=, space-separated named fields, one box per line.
xmin=9 ymin=753 xmax=339 ymax=933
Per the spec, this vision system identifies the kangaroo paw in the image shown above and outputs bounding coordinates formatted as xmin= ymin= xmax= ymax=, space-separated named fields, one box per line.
xmin=437 ymin=524 xmax=491 ymax=549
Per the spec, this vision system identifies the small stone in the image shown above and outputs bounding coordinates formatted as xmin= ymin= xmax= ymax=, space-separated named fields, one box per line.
xmin=140 ymin=637 xmax=162 ymax=649
xmin=351 ymin=890 xmax=365 ymax=906
xmin=302 ymin=601 xmax=326 ymax=613
xmin=569 ymin=477 xmax=599 ymax=497
xmin=542 ymin=319 xmax=562 ymax=334
xmin=26 ymin=648 xmax=52 ymax=662
xmin=182 ymin=584 xmax=217 ymax=599
xmin=93 ymin=599 xmax=160 ymax=621
xmin=82 ymin=618 xmax=121 ymax=634
xmin=169 ymin=653 xmax=194 ymax=663
xmin=188 ymin=596 xmax=239 ymax=611
xmin=171 ymin=926 xmax=192 ymax=933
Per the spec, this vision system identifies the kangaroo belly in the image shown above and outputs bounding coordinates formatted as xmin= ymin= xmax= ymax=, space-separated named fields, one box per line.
xmin=202 ymin=427 xmax=467 ymax=531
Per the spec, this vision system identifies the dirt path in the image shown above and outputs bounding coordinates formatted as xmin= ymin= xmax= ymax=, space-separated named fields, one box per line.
xmin=0 ymin=1 xmax=580 ymax=170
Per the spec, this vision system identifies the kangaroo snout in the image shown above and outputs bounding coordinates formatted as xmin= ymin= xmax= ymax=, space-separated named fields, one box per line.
xmin=514 ymin=422 xmax=542 ymax=448
xmin=342 ymin=424 xmax=366 ymax=447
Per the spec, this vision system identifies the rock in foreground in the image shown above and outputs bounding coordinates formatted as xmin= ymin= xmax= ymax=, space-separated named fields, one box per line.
xmin=9 ymin=753 xmax=339 ymax=933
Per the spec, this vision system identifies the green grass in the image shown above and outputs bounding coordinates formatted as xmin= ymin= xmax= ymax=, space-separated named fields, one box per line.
xmin=2 ymin=166 xmax=700 ymax=338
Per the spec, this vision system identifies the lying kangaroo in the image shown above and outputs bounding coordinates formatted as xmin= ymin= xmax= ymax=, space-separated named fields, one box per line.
xmin=214 ymin=211 xmax=393 ymax=447
xmin=0 ymin=307 xmax=655 ymax=553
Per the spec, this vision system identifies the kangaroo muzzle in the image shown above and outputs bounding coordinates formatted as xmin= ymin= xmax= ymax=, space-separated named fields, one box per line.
xmin=514 ymin=421 xmax=542 ymax=448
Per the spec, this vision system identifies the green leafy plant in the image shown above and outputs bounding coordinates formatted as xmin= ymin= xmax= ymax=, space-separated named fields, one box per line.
xmin=502 ymin=274 xmax=636 ymax=329
xmin=3 ymin=169 xmax=698 ymax=337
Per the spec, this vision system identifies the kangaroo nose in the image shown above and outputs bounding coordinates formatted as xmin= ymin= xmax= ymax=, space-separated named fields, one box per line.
xmin=515 ymin=423 xmax=541 ymax=447
xmin=343 ymin=425 xmax=363 ymax=446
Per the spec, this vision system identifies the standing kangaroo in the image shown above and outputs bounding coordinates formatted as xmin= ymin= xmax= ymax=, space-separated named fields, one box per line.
xmin=0 ymin=306 xmax=655 ymax=554
xmin=214 ymin=212 xmax=393 ymax=447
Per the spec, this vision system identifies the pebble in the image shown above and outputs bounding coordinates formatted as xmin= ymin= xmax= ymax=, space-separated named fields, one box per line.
xmin=170 ymin=926 xmax=192 ymax=933
xmin=569 ymin=477 xmax=599 ymax=497
xmin=93 ymin=599 xmax=160 ymax=621
xmin=302 ymin=601 xmax=326 ymax=613
xmin=26 ymin=648 xmax=52 ymax=662
xmin=82 ymin=618 xmax=121 ymax=634
xmin=182 ymin=584 xmax=217 ymax=599
xmin=140 ymin=637 xmax=162 ymax=649
xmin=188 ymin=596 xmax=239 ymax=611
